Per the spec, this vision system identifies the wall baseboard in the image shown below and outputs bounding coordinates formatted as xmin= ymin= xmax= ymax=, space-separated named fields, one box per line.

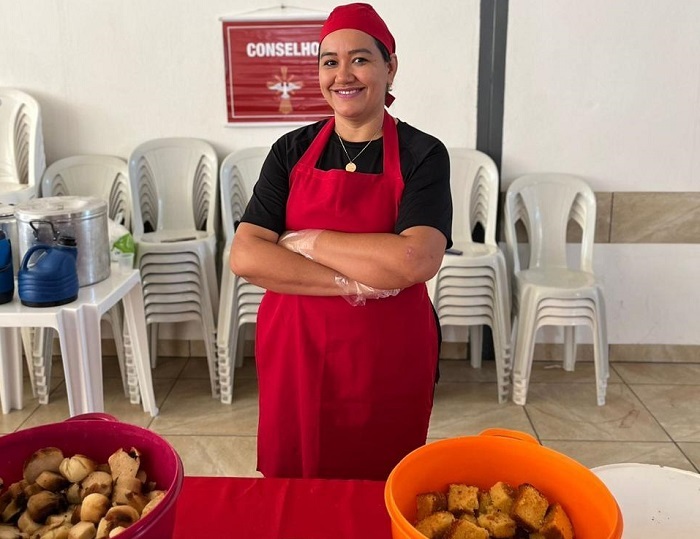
xmin=58 ymin=339 xmax=700 ymax=364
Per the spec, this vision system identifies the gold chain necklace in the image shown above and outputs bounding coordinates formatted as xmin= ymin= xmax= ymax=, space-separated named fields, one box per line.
xmin=336 ymin=124 xmax=382 ymax=172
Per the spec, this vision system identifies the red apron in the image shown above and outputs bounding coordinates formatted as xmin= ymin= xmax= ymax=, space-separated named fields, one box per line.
xmin=256 ymin=111 xmax=438 ymax=480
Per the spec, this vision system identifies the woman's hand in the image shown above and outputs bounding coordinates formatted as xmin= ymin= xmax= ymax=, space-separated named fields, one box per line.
xmin=278 ymin=229 xmax=323 ymax=259
xmin=334 ymin=274 xmax=401 ymax=306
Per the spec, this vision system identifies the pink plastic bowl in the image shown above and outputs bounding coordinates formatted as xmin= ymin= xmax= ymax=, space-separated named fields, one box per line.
xmin=0 ymin=413 xmax=183 ymax=538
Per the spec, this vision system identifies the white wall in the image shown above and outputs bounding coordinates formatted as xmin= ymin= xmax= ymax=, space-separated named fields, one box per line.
xmin=0 ymin=0 xmax=478 ymax=163
xmin=503 ymin=0 xmax=700 ymax=192
xmin=502 ymin=0 xmax=700 ymax=345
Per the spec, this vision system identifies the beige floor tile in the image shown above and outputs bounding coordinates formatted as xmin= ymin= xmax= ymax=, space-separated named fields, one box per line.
xmin=18 ymin=377 xmax=176 ymax=430
xmin=150 ymin=356 xmax=188 ymax=379
xmin=677 ymin=443 xmax=700 ymax=472
xmin=613 ymin=362 xmax=700 ymax=384
xmin=0 ymin=378 xmax=41 ymax=433
xmin=179 ymin=356 xmax=217 ymax=379
xmin=428 ymin=382 xmax=535 ymax=438
xmin=438 ymin=359 xmax=501 ymax=383
xmin=150 ymin=377 xmax=259 ymax=436
xmin=525 ymin=361 xmax=622 ymax=383
xmin=542 ymin=440 xmax=696 ymax=471
xmin=631 ymin=384 xmax=700 ymax=442
xmin=164 ymin=434 xmax=262 ymax=477
xmin=525 ymin=383 xmax=670 ymax=441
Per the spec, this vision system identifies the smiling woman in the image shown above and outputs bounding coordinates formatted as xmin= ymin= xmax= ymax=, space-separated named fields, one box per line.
xmin=230 ymin=2 xmax=453 ymax=481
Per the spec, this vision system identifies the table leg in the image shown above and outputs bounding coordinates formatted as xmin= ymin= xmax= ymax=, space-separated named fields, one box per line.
xmin=121 ymin=283 xmax=159 ymax=417
xmin=0 ymin=327 xmax=23 ymax=414
xmin=56 ymin=307 xmax=104 ymax=416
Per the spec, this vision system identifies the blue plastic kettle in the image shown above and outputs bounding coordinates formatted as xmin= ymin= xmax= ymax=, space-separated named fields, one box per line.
xmin=0 ymin=230 xmax=14 ymax=304
xmin=18 ymin=236 xmax=80 ymax=307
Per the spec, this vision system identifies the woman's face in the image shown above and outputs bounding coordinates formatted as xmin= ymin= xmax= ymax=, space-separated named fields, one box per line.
xmin=319 ymin=29 xmax=397 ymax=124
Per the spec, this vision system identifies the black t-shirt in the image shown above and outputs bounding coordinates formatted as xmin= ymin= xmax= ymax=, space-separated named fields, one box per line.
xmin=241 ymin=119 xmax=453 ymax=248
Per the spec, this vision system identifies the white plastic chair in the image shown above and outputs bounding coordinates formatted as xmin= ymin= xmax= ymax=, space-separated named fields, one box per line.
xmin=217 ymin=148 xmax=268 ymax=404
xmin=128 ymin=138 xmax=220 ymax=397
xmin=39 ymin=155 xmax=132 ymax=399
xmin=427 ymin=148 xmax=512 ymax=403
xmin=0 ymin=88 xmax=45 ymax=204
xmin=504 ymin=173 xmax=608 ymax=406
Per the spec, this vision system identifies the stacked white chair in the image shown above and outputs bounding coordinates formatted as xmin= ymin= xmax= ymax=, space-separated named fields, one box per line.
xmin=128 ymin=138 xmax=220 ymax=398
xmin=504 ymin=173 xmax=609 ymax=406
xmin=0 ymin=88 xmax=45 ymax=204
xmin=217 ymin=148 xmax=268 ymax=404
xmin=38 ymin=155 xmax=133 ymax=402
xmin=427 ymin=148 xmax=512 ymax=403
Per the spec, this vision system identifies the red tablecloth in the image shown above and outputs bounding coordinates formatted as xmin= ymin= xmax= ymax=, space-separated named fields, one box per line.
xmin=173 ymin=476 xmax=393 ymax=538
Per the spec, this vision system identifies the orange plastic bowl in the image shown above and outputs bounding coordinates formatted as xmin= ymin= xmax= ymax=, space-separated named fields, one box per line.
xmin=385 ymin=429 xmax=623 ymax=539
xmin=0 ymin=413 xmax=183 ymax=538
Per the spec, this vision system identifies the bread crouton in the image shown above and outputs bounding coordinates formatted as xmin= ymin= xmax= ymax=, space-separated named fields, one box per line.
xmin=477 ymin=490 xmax=493 ymax=514
xmin=477 ymin=510 xmax=517 ymax=538
xmin=511 ymin=484 xmax=549 ymax=532
xmin=443 ymin=519 xmax=489 ymax=539
xmin=489 ymin=481 xmax=516 ymax=514
xmin=447 ymin=484 xmax=479 ymax=514
xmin=415 ymin=511 xmax=455 ymax=538
xmin=540 ymin=503 xmax=574 ymax=539
xmin=416 ymin=491 xmax=448 ymax=521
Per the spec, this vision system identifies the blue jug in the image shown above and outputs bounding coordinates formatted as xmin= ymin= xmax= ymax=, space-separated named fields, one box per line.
xmin=0 ymin=230 xmax=14 ymax=304
xmin=18 ymin=236 xmax=80 ymax=307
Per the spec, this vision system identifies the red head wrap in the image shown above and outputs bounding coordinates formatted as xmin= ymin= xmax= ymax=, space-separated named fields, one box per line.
xmin=319 ymin=3 xmax=396 ymax=106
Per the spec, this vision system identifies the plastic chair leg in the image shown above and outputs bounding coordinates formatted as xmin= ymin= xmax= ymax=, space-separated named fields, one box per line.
xmin=121 ymin=283 xmax=159 ymax=416
xmin=469 ymin=326 xmax=483 ymax=368
xmin=563 ymin=326 xmax=576 ymax=372
xmin=149 ymin=323 xmax=159 ymax=369
xmin=511 ymin=309 xmax=538 ymax=406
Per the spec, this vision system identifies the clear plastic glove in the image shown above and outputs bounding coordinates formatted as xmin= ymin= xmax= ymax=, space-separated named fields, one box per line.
xmin=278 ymin=229 xmax=323 ymax=260
xmin=335 ymin=275 xmax=401 ymax=307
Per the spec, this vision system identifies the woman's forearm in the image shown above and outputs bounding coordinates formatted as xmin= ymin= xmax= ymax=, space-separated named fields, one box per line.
xmin=309 ymin=226 xmax=446 ymax=289
xmin=230 ymin=224 xmax=343 ymax=296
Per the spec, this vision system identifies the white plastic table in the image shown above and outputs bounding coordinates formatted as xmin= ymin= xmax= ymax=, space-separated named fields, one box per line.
xmin=0 ymin=265 xmax=158 ymax=417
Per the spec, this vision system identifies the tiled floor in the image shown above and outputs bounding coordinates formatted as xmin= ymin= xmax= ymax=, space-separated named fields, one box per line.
xmin=2 ymin=355 xmax=700 ymax=477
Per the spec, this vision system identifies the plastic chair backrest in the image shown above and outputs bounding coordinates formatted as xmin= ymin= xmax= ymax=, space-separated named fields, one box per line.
xmin=0 ymin=88 xmax=46 ymax=187
xmin=219 ymin=147 xmax=269 ymax=244
xmin=447 ymin=148 xmax=500 ymax=246
xmin=128 ymin=138 xmax=218 ymax=238
xmin=41 ymin=155 xmax=131 ymax=229
xmin=504 ymin=173 xmax=596 ymax=273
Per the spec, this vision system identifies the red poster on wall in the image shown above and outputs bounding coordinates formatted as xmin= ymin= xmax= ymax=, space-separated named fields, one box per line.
xmin=222 ymin=18 xmax=333 ymax=123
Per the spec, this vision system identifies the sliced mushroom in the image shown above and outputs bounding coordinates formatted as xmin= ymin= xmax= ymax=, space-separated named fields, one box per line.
xmin=0 ymin=524 xmax=23 ymax=539
xmin=79 ymin=494 xmax=109 ymax=525
xmin=123 ymin=491 xmax=149 ymax=515
xmin=35 ymin=471 xmax=69 ymax=493
xmin=107 ymin=527 xmax=125 ymax=538
xmin=67 ymin=521 xmax=96 ymax=539
xmin=59 ymin=457 xmax=96 ymax=484
xmin=23 ymin=482 xmax=44 ymax=499
xmin=111 ymin=477 xmax=141 ymax=506
xmin=27 ymin=491 xmax=66 ymax=523
xmin=35 ymin=521 xmax=71 ymax=539
xmin=140 ymin=491 xmax=165 ymax=519
xmin=23 ymin=448 xmax=64 ymax=484
xmin=0 ymin=498 xmax=22 ymax=524
xmin=94 ymin=518 xmax=112 ymax=539
xmin=107 ymin=450 xmax=139 ymax=482
xmin=103 ymin=506 xmax=138 ymax=529
xmin=79 ymin=473 xmax=112 ymax=500
xmin=17 ymin=510 xmax=42 ymax=534
xmin=65 ymin=485 xmax=81 ymax=507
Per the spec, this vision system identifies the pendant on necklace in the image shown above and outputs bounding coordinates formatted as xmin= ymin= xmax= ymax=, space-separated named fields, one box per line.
xmin=345 ymin=162 xmax=357 ymax=173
